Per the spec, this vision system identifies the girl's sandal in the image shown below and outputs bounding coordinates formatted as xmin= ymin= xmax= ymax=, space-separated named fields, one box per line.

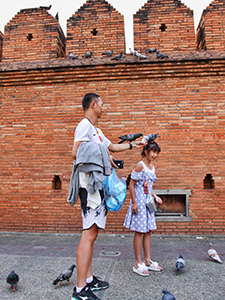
xmin=133 ymin=263 xmax=150 ymax=276
xmin=145 ymin=260 xmax=163 ymax=272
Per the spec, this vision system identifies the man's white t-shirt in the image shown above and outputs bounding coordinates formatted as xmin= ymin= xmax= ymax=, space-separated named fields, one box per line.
xmin=74 ymin=118 xmax=110 ymax=148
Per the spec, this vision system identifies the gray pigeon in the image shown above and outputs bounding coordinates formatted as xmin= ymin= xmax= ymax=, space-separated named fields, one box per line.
xmin=102 ymin=50 xmax=113 ymax=57
xmin=7 ymin=270 xmax=19 ymax=292
xmin=40 ymin=5 xmax=52 ymax=10
xmin=134 ymin=50 xmax=147 ymax=60
xmin=111 ymin=52 xmax=122 ymax=61
xmin=82 ymin=52 xmax=92 ymax=58
xmin=53 ymin=265 xmax=76 ymax=286
xmin=142 ymin=133 xmax=159 ymax=143
xmin=156 ymin=50 xmax=169 ymax=59
xmin=176 ymin=253 xmax=185 ymax=272
xmin=69 ymin=52 xmax=79 ymax=59
xmin=118 ymin=133 xmax=143 ymax=144
xmin=162 ymin=289 xmax=176 ymax=300
xmin=146 ymin=48 xmax=156 ymax=53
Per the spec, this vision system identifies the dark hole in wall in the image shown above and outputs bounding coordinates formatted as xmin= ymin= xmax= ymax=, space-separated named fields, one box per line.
xmin=204 ymin=174 xmax=215 ymax=189
xmin=52 ymin=175 xmax=61 ymax=190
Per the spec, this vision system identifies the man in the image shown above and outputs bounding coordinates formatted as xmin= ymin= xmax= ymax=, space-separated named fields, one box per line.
xmin=70 ymin=93 xmax=143 ymax=300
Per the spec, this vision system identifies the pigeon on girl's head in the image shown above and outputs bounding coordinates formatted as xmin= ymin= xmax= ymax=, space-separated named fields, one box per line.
xmin=142 ymin=133 xmax=159 ymax=143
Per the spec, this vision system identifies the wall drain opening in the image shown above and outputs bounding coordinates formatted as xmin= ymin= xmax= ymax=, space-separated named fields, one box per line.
xmin=27 ymin=33 xmax=33 ymax=41
xmin=160 ymin=24 xmax=167 ymax=32
xmin=91 ymin=28 xmax=98 ymax=36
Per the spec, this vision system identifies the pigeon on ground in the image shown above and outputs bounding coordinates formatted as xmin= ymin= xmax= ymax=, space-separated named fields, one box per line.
xmin=102 ymin=50 xmax=113 ymax=57
xmin=208 ymin=244 xmax=223 ymax=263
xmin=156 ymin=50 xmax=169 ymax=59
xmin=53 ymin=264 xmax=76 ymax=286
xmin=118 ymin=133 xmax=143 ymax=144
xmin=7 ymin=270 xmax=19 ymax=292
xmin=111 ymin=52 xmax=123 ymax=61
xmin=69 ymin=52 xmax=79 ymax=59
xmin=142 ymin=133 xmax=159 ymax=143
xmin=146 ymin=48 xmax=156 ymax=53
xmin=55 ymin=12 xmax=59 ymax=21
xmin=134 ymin=50 xmax=147 ymax=60
xmin=176 ymin=253 xmax=186 ymax=272
xmin=162 ymin=289 xmax=176 ymax=300
xmin=40 ymin=5 xmax=52 ymax=10
xmin=82 ymin=52 xmax=93 ymax=58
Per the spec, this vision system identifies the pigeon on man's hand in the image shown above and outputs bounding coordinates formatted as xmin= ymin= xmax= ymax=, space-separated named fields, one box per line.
xmin=82 ymin=52 xmax=93 ymax=58
xmin=111 ymin=52 xmax=123 ymax=61
xmin=7 ymin=270 xmax=19 ymax=292
xmin=208 ymin=244 xmax=223 ymax=263
xmin=69 ymin=52 xmax=79 ymax=59
xmin=102 ymin=50 xmax=113 ymax=57
xmin=176 ymin=253 xmax=186 ymax=272
xmin=142 ymin=133 xmax=159 ymax=143
xmin=53 ymin=264 xmax=76 ymax=286
xmin=162 ymin=289 xmax=176 ymax=300
xmin=118 ymin=133 xmax=143 ymax=144
xmin=156 ymin=50 xmax=169 ymax=59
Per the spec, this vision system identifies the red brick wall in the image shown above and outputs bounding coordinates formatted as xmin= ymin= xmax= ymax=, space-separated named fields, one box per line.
xmin=134 ymin=0 xmax=196 ymax=54
xmin=197 ymin=0 xmax=225 ymax=50
xmin=67 ymin=0 xmax=125 ymax=57
xmin=0 ymin=31 xmax=3 ymax=61
xmin=0 ymin=54 xmax=225 ymax=235
xmin=2 ymin=7 xmax=65 ymax=62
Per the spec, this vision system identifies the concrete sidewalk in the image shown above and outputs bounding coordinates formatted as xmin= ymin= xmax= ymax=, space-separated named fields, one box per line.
xmin=0 ymin=232 xmax=224 ymax=300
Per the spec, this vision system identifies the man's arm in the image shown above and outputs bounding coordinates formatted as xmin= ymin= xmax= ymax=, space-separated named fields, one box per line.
xmin=72 ymin=141 xmax=82 ymax=160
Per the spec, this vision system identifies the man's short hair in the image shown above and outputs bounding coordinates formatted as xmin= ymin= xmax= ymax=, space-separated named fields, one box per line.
xmin=82 ymin=93 xmax=100 ymax=111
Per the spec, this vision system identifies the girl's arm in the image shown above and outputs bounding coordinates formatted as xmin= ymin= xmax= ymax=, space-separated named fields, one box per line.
xmin=129 ymin=179 xmax=138 ymax=214
xmin=152 ymin=190 xmax=162 ymax=204
xmin=129 ymin=163 xmax=143 ymax=214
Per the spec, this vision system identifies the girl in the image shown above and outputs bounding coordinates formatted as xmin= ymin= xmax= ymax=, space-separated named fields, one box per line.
xmin=124 ymin=141 xmax=162 ymax=276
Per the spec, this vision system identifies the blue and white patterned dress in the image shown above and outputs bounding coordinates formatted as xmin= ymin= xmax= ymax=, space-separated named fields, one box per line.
xmin=124 ymin=161 xmax=157 ymax=233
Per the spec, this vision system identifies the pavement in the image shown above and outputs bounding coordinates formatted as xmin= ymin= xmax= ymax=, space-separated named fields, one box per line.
xmin=0 ymin=232 xmax=224 ymax=300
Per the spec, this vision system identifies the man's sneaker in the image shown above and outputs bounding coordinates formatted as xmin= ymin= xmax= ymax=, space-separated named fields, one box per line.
xmin=71 ymin=286 xmax=101 ymax=300
xmin=87 ymin=276 xmax=109 ymax=291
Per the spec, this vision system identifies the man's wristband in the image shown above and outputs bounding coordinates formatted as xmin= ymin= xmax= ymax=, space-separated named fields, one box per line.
xmin=129 ymin=143 xmax=133 ymax=150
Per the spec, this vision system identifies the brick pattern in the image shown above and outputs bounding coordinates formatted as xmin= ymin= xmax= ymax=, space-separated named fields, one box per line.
xmin=196 ymin=0 xmax=225 ymax=50
xmin=2 ymin=7 xmax=66 ymax=62
xmin=0 ymin=55 xmax=225 ymax=235
xmin=66 ymin=0 xmax=125 ymax=57
xmin=134 ymin=0 xmax=196 ymax=54
xmin=0 ymin=31 xmax=3 ymax=61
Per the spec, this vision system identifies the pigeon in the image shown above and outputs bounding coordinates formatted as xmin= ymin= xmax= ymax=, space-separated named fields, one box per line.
xmin=146 ymin=48 xmax=156 ymax=53
xmin=55 ymin=12 xmax=59 ymax=21
xmin=208 ymin=244 xmax=223 ymax=263
xmin=40 ymin=5 xmax=52 ymax=10
xmin=118 ymin=133 xmax=143 ymax=144
xmin=82 ymin=52 xmax=92 ymax=58
xmin=7 ymin=270 xmax=19 ymax=292
xmin=134 ymin=50 xmax=147 ymax=60
xmin=111 ymin=52 xmax=123 ymax=61
xmin=156 ymin=50 xmax=169 ymax=59
xmin=69 ymin=52 xmax=79 ymax=59
xmin=176 ymin=253 xmax=186 ymax=272
xmin=162 ymin=289 xmax=176 ymax=300
xmin=53 ymin=264 xmax=76 ymax=286
xmin=102 ymin=50 xmax=113 ymax=57
xmin=142 ymin=133 xmax=159 ymax=143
